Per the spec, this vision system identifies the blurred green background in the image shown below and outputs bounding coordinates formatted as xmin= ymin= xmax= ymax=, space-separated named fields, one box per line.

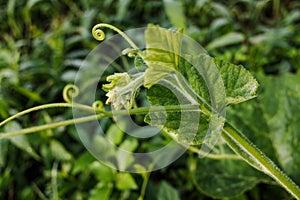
xmin=0 ymin=0 xmax=300 ymax=199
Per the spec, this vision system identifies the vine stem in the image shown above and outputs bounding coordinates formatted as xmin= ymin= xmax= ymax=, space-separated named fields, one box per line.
xmin=0 ymin=105 xmax=200 ymax=139
xmin=222 ymin=123 xmax=300 ymax=199
xmin=1 ymin=104 xmax=300 ymax=199
xmin=139 ymin=172 xmax=150 ymax=200
xmin=0 ymin=113 xmax=104 ymax=139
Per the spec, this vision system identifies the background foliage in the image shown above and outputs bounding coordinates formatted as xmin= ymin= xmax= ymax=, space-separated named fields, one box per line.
xmin=0 ymin=0 xmax=300 ymax=199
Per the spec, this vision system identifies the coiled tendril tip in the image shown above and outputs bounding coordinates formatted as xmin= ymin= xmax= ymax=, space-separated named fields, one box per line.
xmin=91 ymin=23 xmax=139 ymax=50
xmin=92 ymin=27 xmax=105 ymax=41
xmin=92 ymin=100 xmax=104 ymax=112
xmin=63 ymin=84 xmax=79 ymax=103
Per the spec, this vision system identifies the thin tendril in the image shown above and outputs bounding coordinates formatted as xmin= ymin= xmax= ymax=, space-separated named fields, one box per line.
xmin=63 ymin=84 xmax=79 ymax=103
xmin=0 ymin=84 xmax=98 ymax=128
xmin=0 ymin=103 xmax=95 ymax=128
xmin=92 ymin=23 xmax=139 ymax=50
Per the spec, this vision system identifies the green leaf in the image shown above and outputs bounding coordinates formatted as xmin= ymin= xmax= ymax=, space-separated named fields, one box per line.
xmin=72 ymin=152 xmax=96 ymax=175
xmin=145 ymin=84 xmax=209 ymax=145
xmin=192 ymin=145 xmax=268 ymax=199
xmin=183 ymin=54 xmax=259 ymax=105
xmin=14 ymin=85 xmax=44 ymax=103
xmin=143 ymin=25 xmax=258 ymax=104
xmin=106 ymin=121 xmax=125 ymax=145
xmin=92 ymin=134 xmax=117 ymax=160
xmin=3 ymin=121 xmax=40 ymax=160
xmin=118 ymin=137 xmax=138 ymax=152
xmin=206 ymin=32 xmax=245 ymax=50
xmin=50 ymin=140 xmax=72 ymax=161
xmin=89 ymin=182 xmax=113 ymax=200
xmin=157 ymin=181 xmax=180 ymax=200
xmin=213 ymin=58 xmax=259 ymax=104
xmin=259 ymin=73 xmax=300 ymax=185
xmin=226 ymin=100 xmax=278 ymax=164
xmin=225 ymin=73 xmax=300 ymax=190
xmin=116 ymin=0 xmax=131 ymax=21
xmin=0 ymin=139 xmax=8 ymax=167
xmin=0 ymin=98 xmax=9 ymax=118
xmin=115 ymin=172 xmax=138 ymax=190
xmin=117 ymin=138 xmax=138 ymax=170
xmin=143 ymin=24 xmax=183 ymax=88
xmin=143 ymin=25 xmax=258 ymax=145
xmin=163 ymin=0 xmax=186 ymax=30
xmin=89 ymin=161 xmax=116 ymax=182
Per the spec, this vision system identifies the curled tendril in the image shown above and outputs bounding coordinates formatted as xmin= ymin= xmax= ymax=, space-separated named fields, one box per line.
xmin=92 ymin=28 xmax=105 ymax=41
xmin=63 ymin=84 xmax=79 ymax=103
xmin=92 ymin=23 xmax=139 ymax=50
xmin=92 ymin=101 xmax=104 ymax=112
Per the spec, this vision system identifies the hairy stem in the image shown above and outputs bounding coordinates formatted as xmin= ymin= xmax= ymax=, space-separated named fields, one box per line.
xmin=187 ymin=145 xmax=241 ymax=160
xmin=222 ymin=123 xmax=300 ymax=199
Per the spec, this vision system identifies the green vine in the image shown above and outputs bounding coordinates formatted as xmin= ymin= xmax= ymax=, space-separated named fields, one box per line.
xmin=1 ymin=23 xmax=300 ymax=199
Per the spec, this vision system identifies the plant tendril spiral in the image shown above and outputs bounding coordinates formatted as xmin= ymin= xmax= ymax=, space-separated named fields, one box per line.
xmin=92 ymin=23 xmax=139 ymax=50
xmin=63 ymin=84 xmax=80 ymax=103
xmin=92 ymin=100 xmax=104 ymax=112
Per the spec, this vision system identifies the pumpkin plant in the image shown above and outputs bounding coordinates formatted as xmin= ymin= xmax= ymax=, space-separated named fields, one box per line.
xmin=1 ymin=23 xmax=300 ymax=199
